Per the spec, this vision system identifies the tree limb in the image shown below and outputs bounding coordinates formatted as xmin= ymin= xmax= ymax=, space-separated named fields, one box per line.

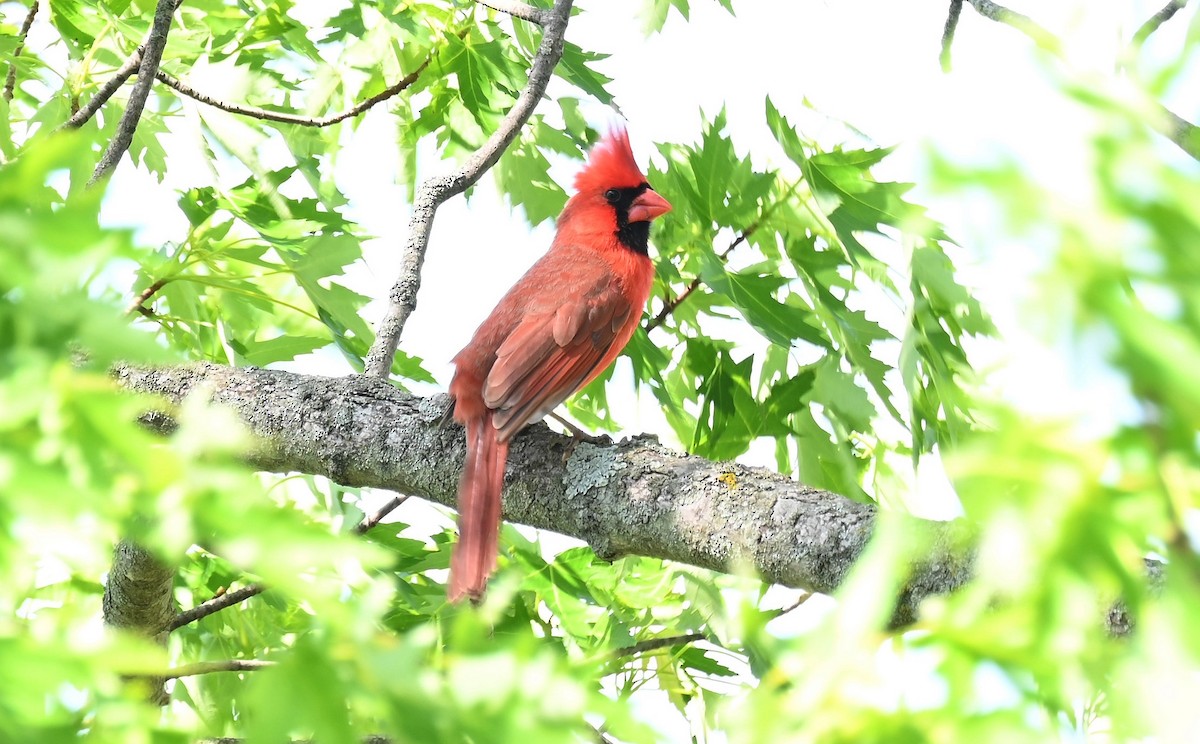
xmin=3 ymin=1 xmax=38 ymax=102
xmin=167 ymin=583 xmax=266 ymax=632
xmin=362 ymin=0 xmax=575 ymax=378
xmin=103 ymin=541 xmax=175 ymax=705
xmin=112 ymin=362 xmax=975 ymax=625
xmin=89 ymin=0 xmax=179 ymax=185
xmin=161 ymin=659 xmax=275 ymax=680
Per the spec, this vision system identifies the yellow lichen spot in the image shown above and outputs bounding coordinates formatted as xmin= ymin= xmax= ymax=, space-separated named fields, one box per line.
xmin=717 ymin=470 xmax=738 ymax=489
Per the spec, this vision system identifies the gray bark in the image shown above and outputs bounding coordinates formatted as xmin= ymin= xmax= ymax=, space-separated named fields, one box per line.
xmin=103 ymin=540 xmax=175 ymax=704
xmin=113 ymin=362 xmax=976 ymax=624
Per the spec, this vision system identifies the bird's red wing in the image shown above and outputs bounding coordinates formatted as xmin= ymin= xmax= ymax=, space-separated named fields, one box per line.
xmin=484 ymin=280 xmax=631 ymax=441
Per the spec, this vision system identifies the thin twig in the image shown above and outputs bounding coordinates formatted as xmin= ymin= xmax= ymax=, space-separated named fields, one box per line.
xmin=614 ymin=632 xmax=706 ymax=658
xmin=477 ymin=0 xmax=547 ymax=25
xmin=363 ymin=0 xmax=575 ymax=378
xmin=939 ymin=0 xmax=963 ymax=72
xmin=776 ymin=591 xmax=813 ymax=616
xmin=152 ymin=26 xmax=464 ymax=128
xmin=126 ymin=277 xmax=168 ymax=316
xmin=89 ymin=0 xmax=180 ymax=185
xmin=1131 ymin=0 xmax=1188 ymax=52
xmin=962 ymin=0 xmax=1199 ymax=161
xmin=354 ymin=494 xmax=412 ymax=534
xmin=167 ymin=583 xmax=266 ymax=632
xmin=644 ymin=234 xmax=748 ymax=333
xmin=160 ymin=659 xmax=275 ymax=680
xmin=62 ymin=46 xmax=145 ymax=130
xmin=3 ymin=1 xmax=39 ymax=102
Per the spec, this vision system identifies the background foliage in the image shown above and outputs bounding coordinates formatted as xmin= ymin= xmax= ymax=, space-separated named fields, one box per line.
xmin=1 ymin=0 xmax=1198 ymax=741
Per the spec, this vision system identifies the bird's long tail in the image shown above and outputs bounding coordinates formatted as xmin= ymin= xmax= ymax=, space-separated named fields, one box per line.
xmin=448 ymin=415 xmax=510 ymax=602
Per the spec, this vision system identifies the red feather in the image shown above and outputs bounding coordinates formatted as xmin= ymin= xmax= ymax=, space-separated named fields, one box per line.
xmin=446 ymin=127 xmax=671 ymax=601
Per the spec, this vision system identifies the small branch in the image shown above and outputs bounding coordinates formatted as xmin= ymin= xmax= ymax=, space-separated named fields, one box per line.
xmin=3 ymin=1 xmax=39 ymax=102
xmin=89 ymin=0 xmax=179 ymax=186
xmin=160 ymin=659 xmax=275 ymax=680
xmin=1130 ymin=0 xmax=1188 ymax=52
xmin=126 ymin=277 xmax=168 ymax=316
xmin=940 ymin=0 xmax=963 ymax=72
xmin=152 ymin=27 xmax=460 ymax=128
xmin=363 ymin=0 xmax=575 ymax=378
xmin=776 ymin=591 xmax=813 ymax=616
xmin=62 ymin=46 xmax=144 ymax=130
xmin=644 ymin=233 xmax=748 ymax=333
xmin=614 ymin=632 xmax=707 ymax=659
xmin=477 ymin=0 xmax=547 ymax=25
xmin=167 ymin=583 xmax=266 ymax=632
xmin=354 ymin=494 xmax=412 ymax=534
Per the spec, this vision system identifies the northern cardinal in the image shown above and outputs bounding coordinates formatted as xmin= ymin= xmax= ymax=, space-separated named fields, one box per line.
xmin=446 ymin=127 xmax=672 ymax=601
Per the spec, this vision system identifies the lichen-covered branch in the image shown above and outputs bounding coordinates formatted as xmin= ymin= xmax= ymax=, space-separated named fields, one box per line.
xmin=113 ymin=362 xmax=976 ymax=624
xmin=362 ymin=0 xmax=575 ymax=378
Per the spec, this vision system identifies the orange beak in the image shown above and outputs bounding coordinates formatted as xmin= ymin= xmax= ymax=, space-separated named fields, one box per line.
xmin=627 ymin=189 xmax=672 ymax=223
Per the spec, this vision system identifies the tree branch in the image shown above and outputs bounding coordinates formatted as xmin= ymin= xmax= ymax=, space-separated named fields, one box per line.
xmin=89 ymin=0 xmax=179 ymax=185
xmin=161 ymin=659 xmax=275 ymax=680
xmin=63 ymin=45 xmax=145 ymax=130
xmin=3 ymin=1 xmax=38 ymax=102
xmin=1130 ymin=0 xmax=1188 ymax=52
xmin=362 ymin=0 xmax=575 ymax=378
xmin=113 ymin=362 xmax=975 ymax=625
xmin=940 ymin=0 xmax=963 ymax=72
xmin=167 ymin=583 xmax=266 ymax=632
xmin=645 ymin=231 xmax=751 ymax=334
xmin=961 ymin=0 xmax=1200 ymax=161
xmin=126 ymin=277 xmax=168 ymax=316
xmin=614 ymin=632 xmax=706 ymax=658
xmin=103 ymin=541 xmax=175 ymax=705
xmin=152 ymin=25 xmax=460 ymax=128
xmin=477 ymin=0 xmax=547 ymax=25
xmin=354 ymin=494 xmax=412 ymax=535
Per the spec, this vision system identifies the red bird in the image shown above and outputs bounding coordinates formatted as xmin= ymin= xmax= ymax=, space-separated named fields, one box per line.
xmin=447 ymin=127 xmax=672 ymax=601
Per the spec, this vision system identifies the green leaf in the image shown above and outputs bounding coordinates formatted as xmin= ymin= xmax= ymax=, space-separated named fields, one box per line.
xmin=556 ymin=42 xmax=614 ymax=105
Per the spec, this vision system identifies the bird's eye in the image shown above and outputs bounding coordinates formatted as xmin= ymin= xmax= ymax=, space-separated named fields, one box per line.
xmin=604 ymin=188 xmax=620 ymax=203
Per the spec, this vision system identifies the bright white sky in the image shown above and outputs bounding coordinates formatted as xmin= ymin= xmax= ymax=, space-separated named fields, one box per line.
xmin=30 ymin=0 xmax=1190 ymax=737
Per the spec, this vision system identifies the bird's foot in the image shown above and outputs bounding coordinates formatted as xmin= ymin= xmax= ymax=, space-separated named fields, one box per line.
xmin=549 ymin=411 xmax=612 ymax=446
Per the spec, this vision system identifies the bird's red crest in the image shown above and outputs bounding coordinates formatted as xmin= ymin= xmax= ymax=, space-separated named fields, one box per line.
xmin=574 ymin=126 xmax=648 ymax=194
